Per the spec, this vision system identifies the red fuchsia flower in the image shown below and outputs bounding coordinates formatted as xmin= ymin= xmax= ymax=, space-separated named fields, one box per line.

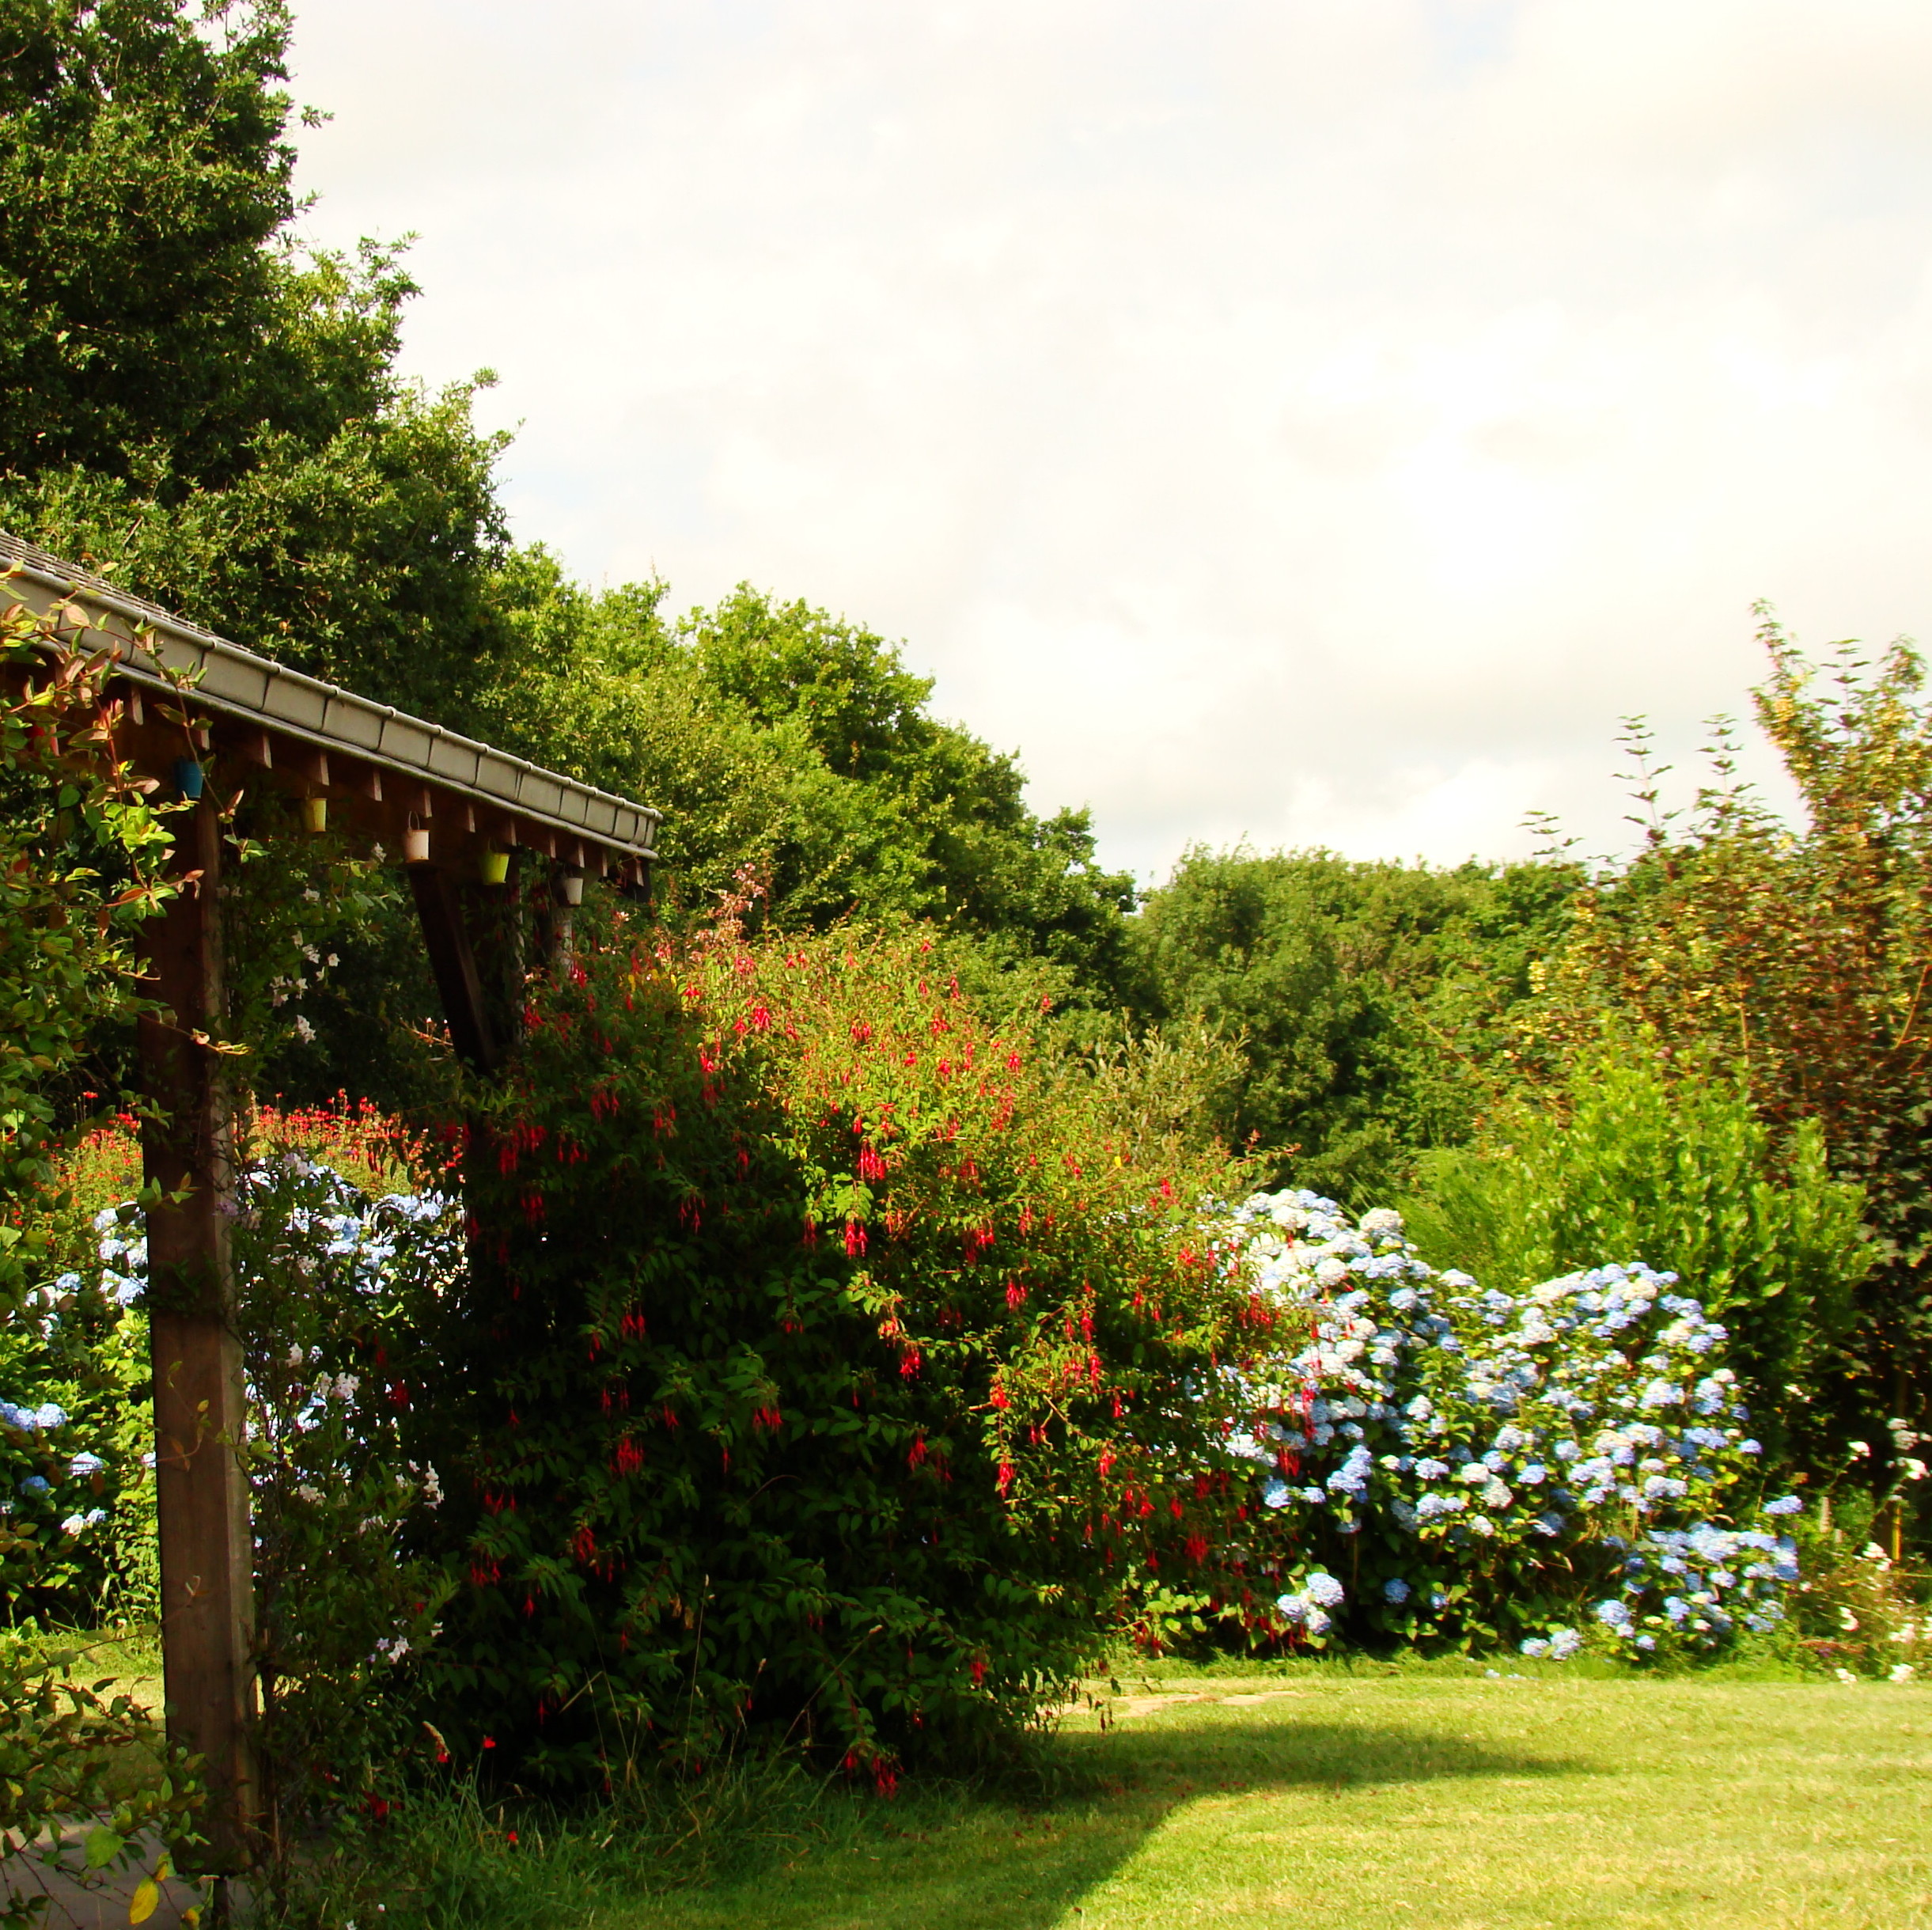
xmin=989 ymin=1383 xmax=1010 ymax=1409
xmin=996 ymin=1460 xmax=1016 ymax=1496
xmin=970 ymin=1654 xmax=987 ymax=1687
xmin=898 ymin=1347 xmax=922 ymax=1378
xmin=907 ymin=1435 xmax=928 ymax=1468
xmin=844 ymin=1219 xmax=867 ymax=1257
xmin=1098 ymin=1448 xmax=1116 ymax=1478
xmin=858 ymin=1146 xmax=886 ymax=1182
xmin=801 ymin=1216 xmax=819 ymax=1249
xmin=749 ymin=1003 xmax=772 ymax=1031
xmin=1005 ymin=1281 xmax=1027 ymax=1310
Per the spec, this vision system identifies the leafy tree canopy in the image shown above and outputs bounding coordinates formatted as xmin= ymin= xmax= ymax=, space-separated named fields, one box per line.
xmin=469 ymin=559 xmax=1138 ymax=1003
xmin=1519 ymin=620 xmax=1932 ymax=1471
xmin=0 ymin=0 xmax=513 ymax=719
xmin=1127 ymin=845 xmax=1578 ymax=1204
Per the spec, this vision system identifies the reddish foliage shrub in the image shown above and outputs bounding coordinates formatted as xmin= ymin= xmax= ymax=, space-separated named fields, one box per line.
xmin=422 ymin=906 xmax=1277 ymax=1781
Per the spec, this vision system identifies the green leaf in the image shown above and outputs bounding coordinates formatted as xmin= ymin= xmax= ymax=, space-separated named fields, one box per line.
xmin=84 ymin=1825 xmax=123 ymax=1869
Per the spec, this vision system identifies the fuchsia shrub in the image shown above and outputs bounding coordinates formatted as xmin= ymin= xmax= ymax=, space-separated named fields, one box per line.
xmin=421 ymin=905 xmax=1274 ymax=1783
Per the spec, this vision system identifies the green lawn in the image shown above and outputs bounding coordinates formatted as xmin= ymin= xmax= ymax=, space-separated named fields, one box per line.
xmin=593 ymin=1670 xmax=1930 ymax=1930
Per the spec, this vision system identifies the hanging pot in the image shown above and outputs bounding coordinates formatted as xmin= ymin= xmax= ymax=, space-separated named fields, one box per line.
xmin=403 ymin=817 xmax=431 ymax=865
xmin=479 ymin=846 xmax=510 ymax=887
xmin=555 ymin=868 xmax=585 ymax=907
xmin=300 ymin=795 xmax=328 ymax=833
xmin=173 ymin=757 xmax=205 ymax=802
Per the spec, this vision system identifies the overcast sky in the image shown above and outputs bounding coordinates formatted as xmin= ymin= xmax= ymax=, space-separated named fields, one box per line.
xmin=287 ymin=0 xmax=1932 ymax=882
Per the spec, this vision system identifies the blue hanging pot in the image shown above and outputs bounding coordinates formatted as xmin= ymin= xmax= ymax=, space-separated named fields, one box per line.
xmin=173 ymin=757 xmax=206 ymax=801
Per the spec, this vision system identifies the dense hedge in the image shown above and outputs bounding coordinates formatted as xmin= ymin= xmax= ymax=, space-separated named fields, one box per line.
xmin=422 ymin=905 xmax=1267 ymax=1784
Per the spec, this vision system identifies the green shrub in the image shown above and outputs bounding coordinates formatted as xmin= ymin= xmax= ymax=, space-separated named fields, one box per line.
xmin=0 ymin=1635 xmax=206 ymax=1928
xmin=423 ymin=903 xmax=1260 ymax=1784
xmin=1397 ymin=1045 xmax=1867 ymax=1467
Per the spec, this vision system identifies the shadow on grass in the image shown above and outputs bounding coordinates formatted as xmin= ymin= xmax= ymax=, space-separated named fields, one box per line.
xmin=657 ymin=1709 xmax=1589 ymax=1930
xmin=263 ymin=1709 xmax=1587 ymax=1930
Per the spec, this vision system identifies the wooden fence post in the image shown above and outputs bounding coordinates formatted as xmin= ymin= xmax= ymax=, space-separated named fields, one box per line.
xmin=139 ymin=796 xmax=259 ymax=1871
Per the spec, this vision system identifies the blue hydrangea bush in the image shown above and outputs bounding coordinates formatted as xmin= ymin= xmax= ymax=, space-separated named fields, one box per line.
xmin=45 ymin=1151 xmax=460 ymax=1857
xmin=1214 ymin=1190 xmax=1803 ymax=1659
xmin=0 ymin=1218 xmax=154 ymax=1623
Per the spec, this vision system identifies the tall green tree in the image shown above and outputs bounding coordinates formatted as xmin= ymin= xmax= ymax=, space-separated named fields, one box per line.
xmin=0 ymin=0 xmax=513 ymax=719
xmin=468 ymin=563 xmax=1139 ymax=1003
xmin=1521 ymin=623 xmax=1932 ymax=1481
xmin=1127 ymin=847 xmax=1578 ymax=1203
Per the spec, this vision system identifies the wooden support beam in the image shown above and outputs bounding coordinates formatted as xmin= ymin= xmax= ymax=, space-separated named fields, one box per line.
xmin=285 ymin=744 xmax=329 ymax=791
xmin=409 ymin=864 xmax=502 ymax=1073
xmin=139 ymin=799 xmax=259 ymax=1875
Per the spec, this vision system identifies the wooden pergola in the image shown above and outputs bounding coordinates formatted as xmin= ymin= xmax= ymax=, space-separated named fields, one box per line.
xmin=2 ymin=533 xmax=661 ymax=1871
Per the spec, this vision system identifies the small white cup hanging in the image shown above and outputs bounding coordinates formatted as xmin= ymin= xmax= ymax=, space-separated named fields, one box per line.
xmin=555 ymin=867 xmax=585 ymax=907
xmin=403 ymin=813 xmax=430 ymax=865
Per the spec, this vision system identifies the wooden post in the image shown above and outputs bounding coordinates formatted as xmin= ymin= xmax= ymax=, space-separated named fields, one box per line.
xmin=139 ymin=798 xmax=259 ymax=1872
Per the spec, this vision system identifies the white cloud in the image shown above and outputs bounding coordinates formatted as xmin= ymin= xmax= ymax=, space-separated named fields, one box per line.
xmin=288 ymin=0 xmax=1932 ymax=880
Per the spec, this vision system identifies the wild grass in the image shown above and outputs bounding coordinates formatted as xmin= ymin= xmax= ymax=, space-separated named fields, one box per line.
xmin=258 ymin=1666 xmax=1931 ymax=1930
